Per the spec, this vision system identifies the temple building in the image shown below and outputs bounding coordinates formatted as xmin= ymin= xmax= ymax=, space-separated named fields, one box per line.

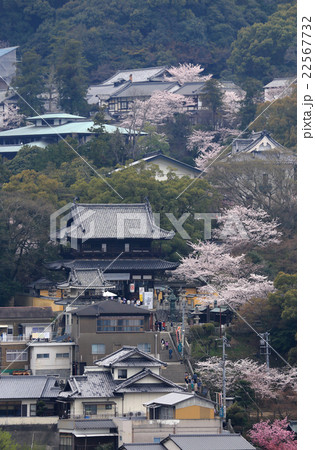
xmin=48 ymin=201 xmax=178 ymax=306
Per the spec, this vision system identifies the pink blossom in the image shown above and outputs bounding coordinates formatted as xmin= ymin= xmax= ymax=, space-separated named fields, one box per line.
xmin=197 ymin=358 xmax=297 ymax=400
xmin=248 ymin=418 xmax=297 ymax=449
xmin=164 ymin=63 xmax=212 ymax=85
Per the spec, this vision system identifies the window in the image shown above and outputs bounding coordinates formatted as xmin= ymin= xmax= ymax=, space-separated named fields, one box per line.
xmin=30 ymin=404 xmax=37 ymax=417
xmin=56 ymin=353 xmax=69 ymax=358
xmin=32 ymin=327 xmax=45 ymax=333
xmin=6 ymin=349 xmax=28 ymax=362
xmin=102 ymin=243 xmax=107 ymax=252
xmin=105 ymin=404 xmax=113 ymax=410
xmin=36 ymin=353 xmax=49 ymax=359
xmin=120 ymin=101 xmax=129 ymax=110
xmin=118 ymin=369 xmax=127 ymax=379
xmin=137 ymin=343 xmax=151 ymax=353
xmin=60 ymin=434 xmax=72 ymax=450
xmin=84 ymin=404 xmax=97 ymax=416
xmin=91 ymin=344 xmax=105 ymax=354
xmin=124 ymin=243 xmax=130 ymax=252
xmin=97 ymin=317 xmax=144 ymax=332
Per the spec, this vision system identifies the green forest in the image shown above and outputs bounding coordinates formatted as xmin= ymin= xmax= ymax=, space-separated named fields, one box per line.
xmin=0 ymin=0 xmax=296 ymax=84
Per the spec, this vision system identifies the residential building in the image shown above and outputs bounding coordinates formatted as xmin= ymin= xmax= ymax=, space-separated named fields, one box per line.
xmin=0 ymin=112 xmax=130 ymax=158
xmin=57 ymin=346 xmax=184 ymax=419
xmin=87 ymin=66 xmax=170 ymax=107
xmin=229 ymin=130 xmax=296 ymax=162
xmin=68 ymin=301 xmax=157 ymax=367
xmin=0 ymin=306 xmax=54 ymax=374
xmin=263 ymin=77 xmax=296 ymax=102
xmin=119 ymin=433 xmax=255 ymax=449
xmin=102 ymin=81 xmax=179 ymax=117
xmin=0 ymin=375 xmax=60 ymax=418
xmin=111 ymin=151 xmax=202 ymax=180
xmin=29 ymin=341 xmax=75 ymax=379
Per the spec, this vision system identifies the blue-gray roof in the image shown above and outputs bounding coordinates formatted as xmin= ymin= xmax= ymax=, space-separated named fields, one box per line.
xmin=0 ymin=121 xmax=129 ymax=138
xmin=0 ymin=375 xmax=60 ymax=399
xmin=163 ymin=434 xmax=255 ymax=450
xmin=0 ymin=47 xmax=18 ymax=57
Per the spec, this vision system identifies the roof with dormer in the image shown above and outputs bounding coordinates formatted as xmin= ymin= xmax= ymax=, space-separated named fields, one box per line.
xmin=94 ymin=346 xmax=166 ymax=368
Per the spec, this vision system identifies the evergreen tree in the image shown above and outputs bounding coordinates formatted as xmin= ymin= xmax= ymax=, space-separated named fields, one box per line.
xmin=55 ymin=39 xmax=89 ymax=115
xmin=12 ymin=50 xmax=45 ymax=116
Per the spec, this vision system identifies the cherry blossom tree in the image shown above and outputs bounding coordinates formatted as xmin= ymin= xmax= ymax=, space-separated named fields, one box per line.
xmin=187 ymin=129 xmax=238 ymax=170
xmin=174 ymin=206 xmax=281 ymax=307
xmin=121 ymin=90 xmax=186 ymax=157
xmin=196 ymin=357 xmax=297 ymax=400
xmin=164 ymin=63 xmax=212 ymax=85
xmin=248 ymin=418 xmax=297 ymax=450
xmin=213 ymin=205 xmax=282 ymax=250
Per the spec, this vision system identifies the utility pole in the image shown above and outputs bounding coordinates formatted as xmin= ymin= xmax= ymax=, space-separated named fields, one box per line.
xmin=259 ymin=332 xmax=271 ymax=370
xmin=217 ymin=334 xmax=229 ymax=421
xmin=181 ymin=298 xmax=185 ymax=357
xmin=222 ymin=335 xmax=228 ymax=421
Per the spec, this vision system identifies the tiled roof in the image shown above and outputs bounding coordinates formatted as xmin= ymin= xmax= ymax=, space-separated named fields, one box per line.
xmin=0 ymin=306 xmax=53 ymax=319
xmin=65 ymin=259 xmax=178 ymax=271
xmin=264 ymin=77 xmax=296 ymax=88
xmin=0 ymin=376 xmax=60 ymax=399
xmin=57 ymin=202 xmax=175 ymax=240
xmin=111 ymin=153 xmax=201 ymax=175
xmin=55 ymin=259 xmax=179 ymax=287
xmin=114 ymin=368 xmax=184 ymax=393
xmin=95 ymin=346 xmax=166 ymax=368
xmin=72 ymin=419 xmax=116 ymax=430
xmin=60 ymin=371 xmax=116 ymax=399
xmin=173 ymin=82 xmax=206 ymax=95
xmin=163 ymin=434 xmax=255 ymax=450
xmin=102 ymin=66 xmax=168 ymax=85
xmin=111 ymin=82 xmax=178 ymax=98
xmin=72 ymin=300 xmax=151 ymax=317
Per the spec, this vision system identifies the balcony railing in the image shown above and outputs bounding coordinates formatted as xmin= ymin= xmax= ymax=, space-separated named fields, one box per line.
xmin=0 ymin=332 xmax=58 ymax=343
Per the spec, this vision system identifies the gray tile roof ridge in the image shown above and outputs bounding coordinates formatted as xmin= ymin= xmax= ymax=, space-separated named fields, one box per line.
xmin=95 ymin=347 xmax=167 ymax=367
xmin=114 ymin=368 xmax=184 ymax=392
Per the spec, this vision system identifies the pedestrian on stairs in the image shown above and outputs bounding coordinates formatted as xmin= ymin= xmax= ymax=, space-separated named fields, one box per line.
xmin=165 ymin=340 xmax=169 ymax=350
xmin=161 ymin=338 xmax=165 ymax=350
xmin=169 ymin=348 xmax=173 ymax=359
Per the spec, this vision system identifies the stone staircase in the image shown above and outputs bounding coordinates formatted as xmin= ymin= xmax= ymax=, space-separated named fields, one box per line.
xmin=158 ymin=331 xmax=189 ymax=385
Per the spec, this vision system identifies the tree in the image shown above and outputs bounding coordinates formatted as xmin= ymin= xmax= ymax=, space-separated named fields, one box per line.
xmin=174 ymin=205 xmax=281 ymax=308
xmin=228 ymin=4 xmax=296 ymax=83
xmin=121 ymin=90 xmax=186 ymax=158
xmin=187 ymin=129 xmax=237 ymax=170
xmin=197 ymin=357 xmax=297 ymax=402
xmin=0 ymin=428 xmax=18 ymax=450
xmin=11 ymin=50 xmax=45 ymax=116
xmin=248 ymin=417 xmax=297 ymax=450
xmin=251 ymin=88 xmax=297 ymax=150
xmin=164 ymin=63 xmax=212 ymax=85
xmin=200 ymin=79 xmax=224 ymax=129
xmin=55 ymin=39 xmax=89 ymax=114
xmin=0 ymin=192 xmax=57 ymax=306
xmin=207 ymin=157 xmax=297 ymax=237
xmin=267 ymin=272 xmax=297 ymax=364
xmin=0 ymin=192 xmax=56 ymax=305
